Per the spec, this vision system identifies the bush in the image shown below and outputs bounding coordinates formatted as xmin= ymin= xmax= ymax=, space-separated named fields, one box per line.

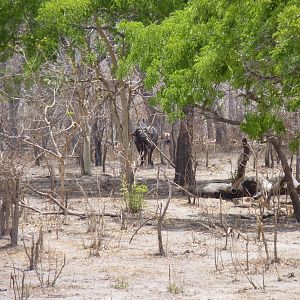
xmin=121 ymin=180 xmax=148 ymax=213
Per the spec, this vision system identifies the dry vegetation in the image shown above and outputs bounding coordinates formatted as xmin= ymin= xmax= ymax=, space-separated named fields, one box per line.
xmin=0 ymin=150 xmax=300 ymax=300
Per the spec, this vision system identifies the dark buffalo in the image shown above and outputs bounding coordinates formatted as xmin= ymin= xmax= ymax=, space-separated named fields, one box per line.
xmin=131 ymin=123 xmax=158 ymax=167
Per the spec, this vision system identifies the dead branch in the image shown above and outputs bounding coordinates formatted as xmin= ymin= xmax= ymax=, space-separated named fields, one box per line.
xmin=129 ymin=216 xmax=156 ymax=243
xmin=51 ymin=255 xmax=66 ymax=287
xmin=160 ymin=168 xmax=195 ymax=198
xmin=237 ymin=260 xmax=260 ymax=290
xmin=25 ymin=186 xmax=120 ymax=218
xmin=157 ymin=181 xmax=172 ymax=256
xmin=144 ymin=134 xmax=175 ymax=168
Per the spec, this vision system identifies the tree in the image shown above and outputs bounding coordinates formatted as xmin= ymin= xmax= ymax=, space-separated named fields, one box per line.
xmin=120 ymin=0 xmax=300 ymax=220
xmin=1 ymin=0 xmax=188 ymax=190
xmin=174 ymin=106 xmax=195 ymax=187
xmin=0 ymin=156 xmax=25 ymax=246
xmin=0 ymin=0 xmax=189 ymax=246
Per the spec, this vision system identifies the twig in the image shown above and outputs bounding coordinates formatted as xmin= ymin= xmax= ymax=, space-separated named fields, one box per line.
xmin=160 ymin=168 xmax=195 ymax=198
xmin=51 ymin=255 xmax=66 ymax=287
xmin=129 ymin=217 xmax=156 ymax=243
xmin=237 ymin=260 xmax=260 ymax=290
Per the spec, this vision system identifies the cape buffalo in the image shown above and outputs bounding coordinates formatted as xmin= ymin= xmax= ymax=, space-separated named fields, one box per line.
xmin=131 ymin=123 xmax=158 ymax=167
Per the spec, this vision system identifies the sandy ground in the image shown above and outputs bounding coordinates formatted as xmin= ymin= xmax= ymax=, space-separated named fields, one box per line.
xmin=0 ymin=151 xmax=300 ymax=300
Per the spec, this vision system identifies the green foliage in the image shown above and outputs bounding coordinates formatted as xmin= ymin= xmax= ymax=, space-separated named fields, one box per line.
xmin=0 ymin=0 xmax=44 ymax=60
xmin=241 ymin=112 xmax=285 ymax=140
xmin=112 ymin=278 xmax=129 ymax=290
xmin=121 ymin=180 xmax=148 ymax=213
xmin=2 ymin=0 xmax=300 ymax=144
xmin=66 ymin=111 xmax=75 ymax=117
xmin=168 ymin=283 xmax=184 ymax=295
xmin=120 ymin=0 xmax=300 ymax=139
xmin=1 ymin=0 xmax=187 ymax=77
xmin=91 ymin=0 xmax=188 ymax=25
xmin=287 ymin=98 xmax=300 ymax=112
xmin=33 ymin=0 xmax=91 ymax=59
xmin=289 ymin=138 xmax=300 ymax=154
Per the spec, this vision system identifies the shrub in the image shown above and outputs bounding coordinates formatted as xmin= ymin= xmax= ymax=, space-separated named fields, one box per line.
xmin=121 ymin=180 xmax=148 ymax=213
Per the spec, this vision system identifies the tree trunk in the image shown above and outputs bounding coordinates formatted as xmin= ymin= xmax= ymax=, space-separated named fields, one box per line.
xmin=94 ymin=18 xmax=134 ymax=187
xmin=206 ymin=118 xmax=214 ymax=140
xmin=80 ymin=116 xmax=92 ymax=175
xmin=265 ymin=141 xmax=275 ymax=168
xmin=102 ymin=143 xmax=107 ymax=173
xmin=120 ymin=86 xmax=134 ymax=187
xmin=231 ymin=138 xmax=250 ymax=193
xmin=169 ymin=122 xmax=177 ymax=164
xmin=270 ymin=137 xmax=300 ymax=222
xmin=8 ymin=94 xmax=20 ymax=136
xmin=0 ymin=202 xmax=8 ymax=236
xmin=82 ymin=133 xmax=92 ymax=175
xmin=10 ymin=184 xmax=20 ymax=246
xmin=296 ymin=143 xmax=300 ymax=181
xmin=215 ymin=121 xmax=228 ymax=145
xmin=58 ymin=158 xmax=66 ymax=209
xmin=94 ymin=137 xmax=102 ymax=166
xmin=93 ymin=119 xmax=105 ymax=167
xmin=174 ymin=106 xmax=195 ymax=187
xmin=0 ymin=157 xmax=23 ymax=246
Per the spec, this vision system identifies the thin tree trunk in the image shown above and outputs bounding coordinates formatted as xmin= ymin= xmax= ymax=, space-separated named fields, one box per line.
xmin=94 ymin=15 xmax=134 ymax=187
xmin=82 ymin=130 xmax=92 ymax=175
xmin=59 ymin=158 xmax=66 ymax=210
xmin=270 ymin=137 xmax=300 ymax=222
xmin=0 ymin=203 xmax=6 ymax=236
xmin=120 ymin=85 xmax=134 ymax=187
xmin=169 ymin=122 xmax=177 ymax=164
xmin=10 ymin=186 xmax=20 ymax=246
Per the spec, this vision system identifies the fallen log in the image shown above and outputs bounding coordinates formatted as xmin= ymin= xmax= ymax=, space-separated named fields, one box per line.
xmin=190 ymin=176 xmax=291 ymax=200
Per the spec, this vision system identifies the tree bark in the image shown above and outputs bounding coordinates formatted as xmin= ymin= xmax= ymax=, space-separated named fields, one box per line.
xmin=58 ymin=158 xmax=67 ymax=210
xmin=169 ymin=122 xmax=177 ymax=164
xmin=82 ymin=124 xmax=92 ymax=176
xmin=231 ymin=138 xmax=250 ymax=193
xmin=296 ymin=142 xmax=300 ymax=181
xmin=265 ymin=141 xmax=275 ymax=168
xmin=94 ymin=137 xmax=102 ymax=166
xmin=270 ymin=137 xmax=300 ymax=222
xmin=93 ymin=119 xmax=105 ymax=167
xmin=10 ymin=185 xmax=20 ymax=246
xmin=174 ymin=106 xmax=195 ymax=187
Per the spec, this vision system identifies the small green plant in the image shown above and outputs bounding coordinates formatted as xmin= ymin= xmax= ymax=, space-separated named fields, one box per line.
xmin=168 ymin=265 xmax=184 ymax=295
xmin=168 ymin=283 xmax=184 ymax=295
xmin=121 ymin=179 xmax=148 ymax=213
xmin=229 ymin=170 xmax=237 ymax=183
xmin=112 ymin=278 xmax=129 ymax=290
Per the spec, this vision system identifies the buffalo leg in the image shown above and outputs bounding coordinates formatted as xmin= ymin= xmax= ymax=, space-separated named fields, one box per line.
xmin=148 ymin=148 xmax=154 ymax=168
xmin=140 ymin=151 xmax=144 ymax=166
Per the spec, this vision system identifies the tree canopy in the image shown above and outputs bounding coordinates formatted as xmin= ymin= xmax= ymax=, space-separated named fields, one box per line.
xmin=120 ymin=0 xmax=300 ymax=140
xmin=0 ymin=0 xmax=188 ymax=62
